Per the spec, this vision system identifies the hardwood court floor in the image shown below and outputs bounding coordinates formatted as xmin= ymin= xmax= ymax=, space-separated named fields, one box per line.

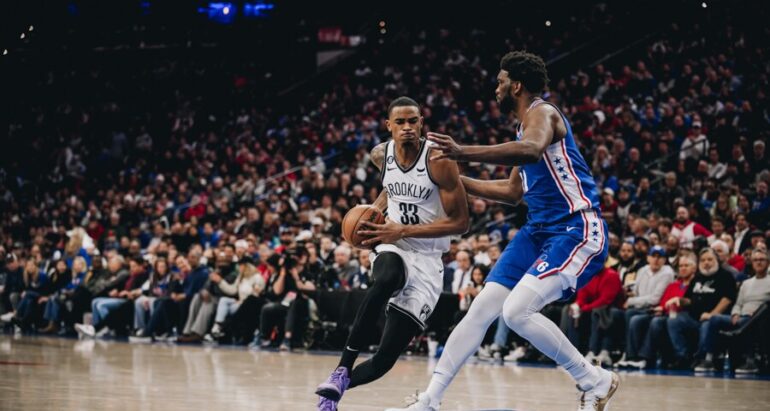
xmin=1 ymin=336 xmax=768 ymax=411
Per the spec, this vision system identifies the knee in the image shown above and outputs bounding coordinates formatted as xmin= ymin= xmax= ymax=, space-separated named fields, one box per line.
xmin=501 ymin=299 xmax=529 ymax=333
xmin=371 ymin=253 xmax=405 ymax=291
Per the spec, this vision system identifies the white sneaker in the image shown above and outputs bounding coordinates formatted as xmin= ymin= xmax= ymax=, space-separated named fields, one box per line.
xmin=0 ymin=312 xmax=14 ymax=323
xmin=477 ymin=345 xmax=493 ymax=359
xmin=75 ymin=324 xmax=96 ymax=339
xmin=613 ymin=353 xmax=628 ymax=369
xmin=577 ymin=369 xmax=620 ymax=411
xmin=94 ymin=325 xmax=115 ymax=338
xmin=597 ymin=350 xmax=613 ymax=368
xmin=384 ymin=392 xmax=439 ymax=411
xmin=585 ymin=351 xmax=598 ymax=365
xmin=625 ymin=359 xmax=646 ymax=370
xmin=504 ymin=346 xmax=527 ymax=362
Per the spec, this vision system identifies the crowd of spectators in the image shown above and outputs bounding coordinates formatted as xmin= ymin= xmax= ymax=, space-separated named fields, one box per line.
xmin=1 ymin=2 xmax=769 ymax=374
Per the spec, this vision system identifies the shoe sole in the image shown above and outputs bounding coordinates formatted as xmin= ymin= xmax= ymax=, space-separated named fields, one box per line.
xmin=315 ymin=387 xmax=342 ymax=402
xmin=598 ymin=372 xmax=620 ymax=411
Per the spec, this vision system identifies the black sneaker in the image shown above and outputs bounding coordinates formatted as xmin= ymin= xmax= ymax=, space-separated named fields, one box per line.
xmin=694 ymin=358 xmax=716 ymax=372
xmin=736 ymin=357 xmax=759 ymax=374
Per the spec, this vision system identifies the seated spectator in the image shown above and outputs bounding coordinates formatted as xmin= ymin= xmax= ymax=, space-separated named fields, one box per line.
xmin=611 ymin=241 xmax=643 ymax=289
xmin=473 ymin=234 xmax=492 ymax=266
xmin=258 ymin=254 xmax=317 ymax=350
xmin=40 ymin=258 xmax=82 ymax=334
xmin=247 ymin=254 xmax=283 ymax=347
xmin=143 ymin=255 xmax=189 ymax=340
xmin=568 ymin=265 xmax=623 ymax=367
xmin=719 ymin=233 xmax=746 ymax=273
xmin=57 ymin=254 xmax=120 ymax=335
xmin=711 ymin=240 xmax=743 ymax=281
xmin=129 ymin=258 xmax=173 ymax=341
xmin=670 ymin=206 xmax=712 ymax=250
xmin=666 ymin=248 xmax=737 ymax=371
xmin=76 ymin=256 xmax=148 ymax=338
xmin=9 ymin=259 xmax=50 ymax=331
xmin=448 ymin=250 xmax=473 ymax=294
xmin=616 ymin=246 xmax=675 ymax=367
xmin=628 ymin=253 xmax=698 ymax=369
xmin=701 ymin=249 xmax=770 ymax=373
xmin=207 ymin=256 xmax=264 ymax=341
xmin=347 ymin=249 xmax=371 ymax=290
xmin=177 ymin=249 xmax=216 ymax=343
xmin=458 ymin=264 xmax=489 ymax=315
xmin=0 ymin=253 xmax=24 ymax=321
xmin=330 ymin=244 xmax=360 ymax=289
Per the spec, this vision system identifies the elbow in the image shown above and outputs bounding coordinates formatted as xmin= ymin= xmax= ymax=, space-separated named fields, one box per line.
xmin=455 ymin=217 xmax=470 ymax=235
xmin=520 ymin=146 xmax=543 ymax=165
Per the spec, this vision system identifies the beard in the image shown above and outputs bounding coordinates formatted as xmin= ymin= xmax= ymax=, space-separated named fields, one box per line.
xmin=499 ymin=93 xmax=516 ymax=114
xmin=700 ymin=264 xmax=718 ymax=276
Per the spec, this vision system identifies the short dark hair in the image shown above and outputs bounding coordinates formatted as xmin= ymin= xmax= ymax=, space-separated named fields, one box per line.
xmin=387 ymin=96 xmax=420 ymax=116
xmin=500 ymin=51 xmax=549 ymax=94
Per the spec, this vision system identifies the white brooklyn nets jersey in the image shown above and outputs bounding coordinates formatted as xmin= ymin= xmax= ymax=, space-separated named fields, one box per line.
xmin=381 ymin=139 xmax=449 ymax=254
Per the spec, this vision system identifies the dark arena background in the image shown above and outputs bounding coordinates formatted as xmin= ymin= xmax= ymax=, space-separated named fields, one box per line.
xmin=1 ymin=1 xmax=769 ymax=410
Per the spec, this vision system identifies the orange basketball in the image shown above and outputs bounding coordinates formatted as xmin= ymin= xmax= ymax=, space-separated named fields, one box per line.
xmin=342 ymin=205 xmax=385 ymax=250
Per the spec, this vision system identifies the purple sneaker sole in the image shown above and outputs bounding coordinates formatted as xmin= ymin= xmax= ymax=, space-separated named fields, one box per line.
xmin=317 ymin=396 xmax=338 ymax=411
xmin=315 ymin=384 xmax=342 ymax=402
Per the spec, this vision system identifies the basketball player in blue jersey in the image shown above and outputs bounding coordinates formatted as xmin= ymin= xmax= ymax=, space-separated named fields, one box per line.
xmin=386 ymin=52 xmax=619 ymax=411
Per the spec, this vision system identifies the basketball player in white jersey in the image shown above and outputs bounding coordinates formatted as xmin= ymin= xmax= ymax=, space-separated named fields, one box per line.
xmin=315 ymin=97 xmax=470 ymax=411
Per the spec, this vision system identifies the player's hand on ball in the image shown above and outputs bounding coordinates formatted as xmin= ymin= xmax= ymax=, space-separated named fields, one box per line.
xmin=426 ymin=132 xmax=464 ymax=161
xmin=358 ymin=219 xmax=405 ymax=246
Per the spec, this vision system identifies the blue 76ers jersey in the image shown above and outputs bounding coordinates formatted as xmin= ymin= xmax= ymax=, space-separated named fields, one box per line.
xmin=518 ymin=100 xmax=600 ymax=224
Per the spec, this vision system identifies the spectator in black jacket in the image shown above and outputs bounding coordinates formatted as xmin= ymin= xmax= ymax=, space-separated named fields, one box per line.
xmin=666 ymin=248 xmax=737 ymax=370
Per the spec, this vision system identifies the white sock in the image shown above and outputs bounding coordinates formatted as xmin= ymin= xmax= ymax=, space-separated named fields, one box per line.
xmin=425 ymin=283 xmax=510 ymax=402
xmin=502 ymin=275 xmax=601 ymax=391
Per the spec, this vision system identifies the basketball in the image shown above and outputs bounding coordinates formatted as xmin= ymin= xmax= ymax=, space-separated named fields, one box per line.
xmin=342 ymin=205 xmax=385 ymax=249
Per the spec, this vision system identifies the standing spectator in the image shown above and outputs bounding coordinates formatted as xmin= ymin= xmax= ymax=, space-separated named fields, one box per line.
xmin=666 ymin=248 xmax=737 ymax=371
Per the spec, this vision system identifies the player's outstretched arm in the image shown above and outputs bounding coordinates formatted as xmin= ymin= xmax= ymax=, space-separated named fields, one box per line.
xmin=460 ymin=167 xmax=523 ymax=206
xmin=427 ymin=104 xmax=556 ymax=166
xmin=358 ymin=155 xmax=469 ymax=246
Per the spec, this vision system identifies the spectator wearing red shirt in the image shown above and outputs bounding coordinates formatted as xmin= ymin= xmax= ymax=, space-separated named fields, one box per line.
xmin=670 ymin=206 xmax=712 ymax=249
xmin=561 ymin=266 xmax=622 ymax=367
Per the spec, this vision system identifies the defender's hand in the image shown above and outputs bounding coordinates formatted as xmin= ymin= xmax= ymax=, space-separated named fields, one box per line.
xmin=426 ymin=132 xmax=464 ymax=161
xmin=358 ymin=219 xmax=406 ymax=246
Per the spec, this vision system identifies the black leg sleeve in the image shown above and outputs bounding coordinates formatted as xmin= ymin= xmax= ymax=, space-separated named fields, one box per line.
xmin=348 ymin=307 xmax=421 ymax=389
xmin=338 ymin=252 xmax=406 ymax=370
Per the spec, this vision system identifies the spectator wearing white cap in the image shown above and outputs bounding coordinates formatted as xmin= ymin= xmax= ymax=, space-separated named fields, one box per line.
xmin=680 ymin=121 xmax=709 ymax=161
